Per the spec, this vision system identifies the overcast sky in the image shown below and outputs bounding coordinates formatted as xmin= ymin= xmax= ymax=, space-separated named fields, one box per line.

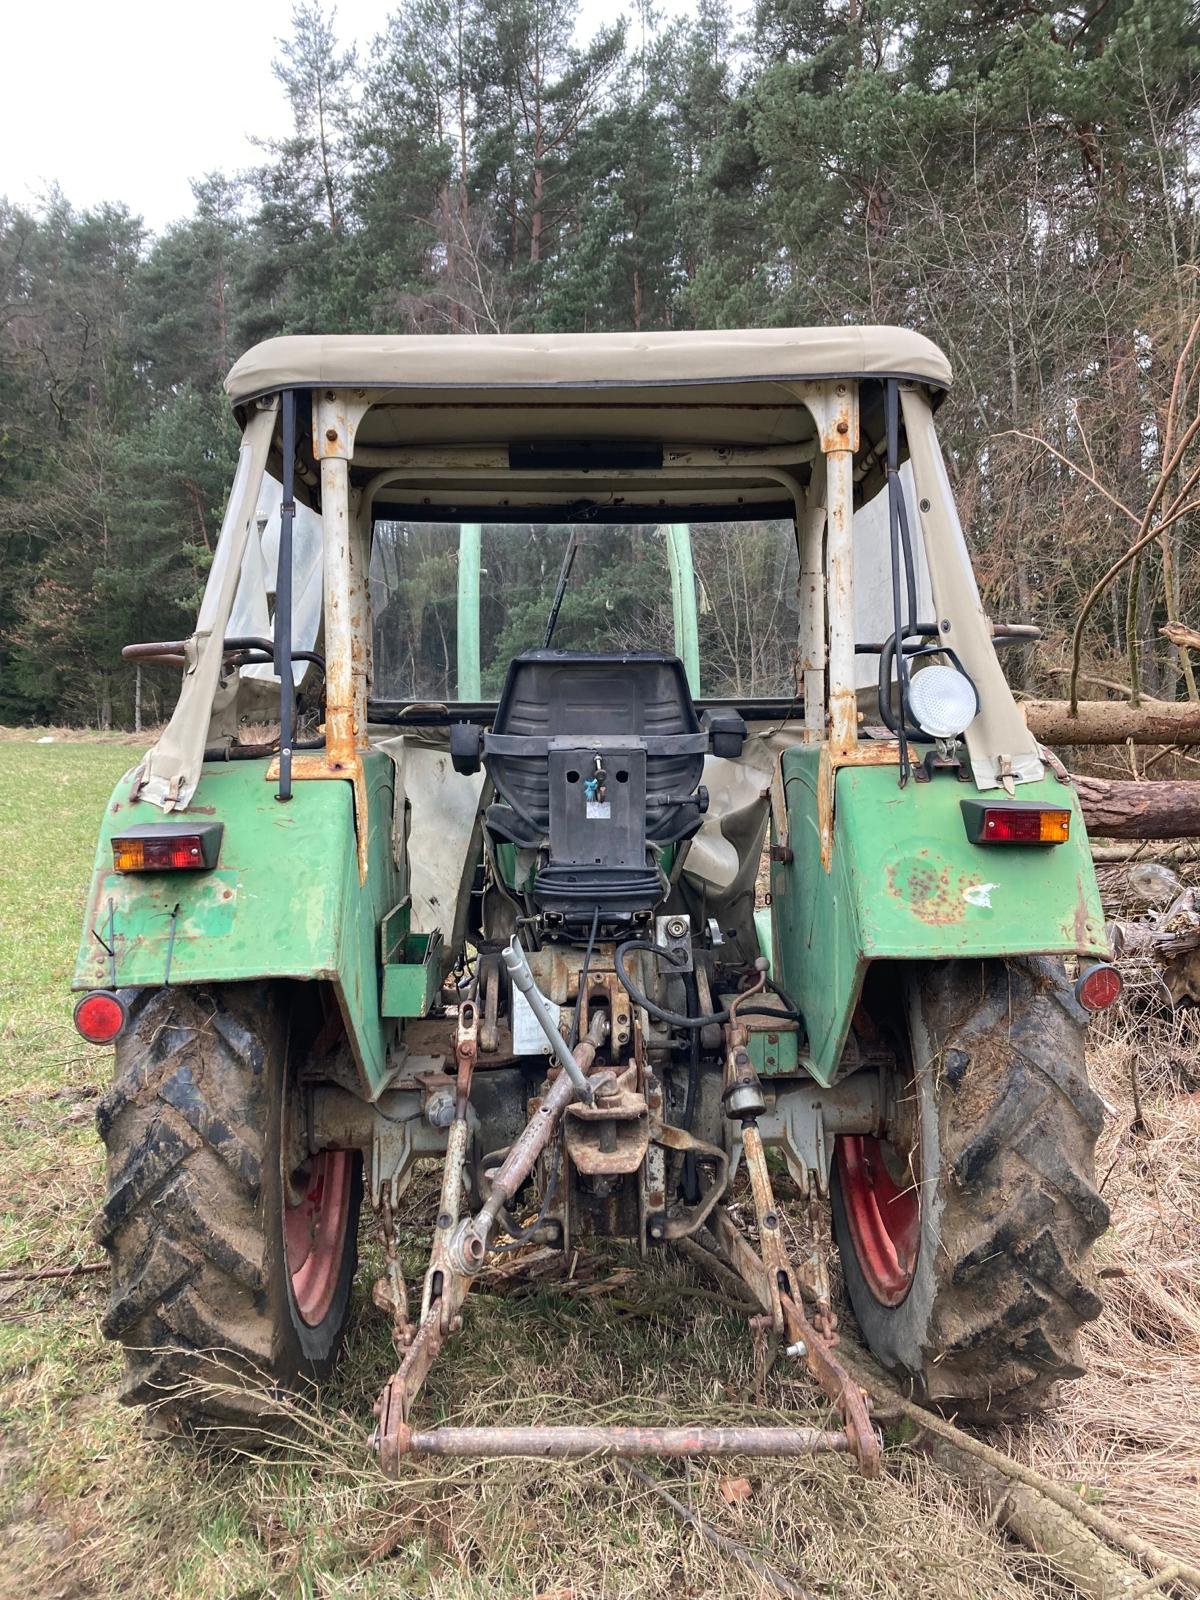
xmin=1 ymin=0 xmax=698 ymax=235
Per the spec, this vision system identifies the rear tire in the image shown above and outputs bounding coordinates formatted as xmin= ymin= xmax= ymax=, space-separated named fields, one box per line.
xmin=94 ymin=984 xmax=361 ymax=1437
xmin=832 ymin=956 xmax=1109 ymax=1420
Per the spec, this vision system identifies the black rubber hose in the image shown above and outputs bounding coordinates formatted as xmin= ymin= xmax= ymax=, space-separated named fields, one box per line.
xmin=680 ymin=971 xmax=703 ymax=1204
xmin=680 ymin=972 xmax=703 ymax=1131
xmin=614 ymin=940 xmax=729 ymax=1030
xmin=742 ymin=974 xmax=804 ymax=1021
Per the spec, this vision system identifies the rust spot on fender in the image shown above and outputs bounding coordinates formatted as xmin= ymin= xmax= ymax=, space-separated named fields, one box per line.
xmin=886 ymin=853 xmax=967 ymax=925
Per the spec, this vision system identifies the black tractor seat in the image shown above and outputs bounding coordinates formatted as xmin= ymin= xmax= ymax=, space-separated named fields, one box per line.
xmin=451 ymin=650 xmax=745 ymax=935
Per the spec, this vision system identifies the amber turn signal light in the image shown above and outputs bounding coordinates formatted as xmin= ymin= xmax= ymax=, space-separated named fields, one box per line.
xmin=960 ymin=798 xmax=1070 ymax=845
xmin=111 ymin=821 xmax=223 ymax=872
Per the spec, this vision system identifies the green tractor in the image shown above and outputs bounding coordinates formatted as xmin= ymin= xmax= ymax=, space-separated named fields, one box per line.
xmin=73 ymin=328 xmax=1117 ymax=1471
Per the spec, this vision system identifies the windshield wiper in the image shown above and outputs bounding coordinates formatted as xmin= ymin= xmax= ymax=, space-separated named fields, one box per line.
xmin=542 ymin=528 xmax=582 ymax=648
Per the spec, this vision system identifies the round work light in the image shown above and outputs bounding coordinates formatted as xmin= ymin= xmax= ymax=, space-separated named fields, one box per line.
xmin=907 ymin=664 xmax=979 ymax=740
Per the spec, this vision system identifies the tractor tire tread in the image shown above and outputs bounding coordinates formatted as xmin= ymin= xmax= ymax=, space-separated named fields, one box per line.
xmin=922 ymin=957 xmax=1108 ymax=1416
xmin=96 ymin=986 xmax=295 ymax=1434
xmin=835 ymin=956 xmax=1108 ymax=1422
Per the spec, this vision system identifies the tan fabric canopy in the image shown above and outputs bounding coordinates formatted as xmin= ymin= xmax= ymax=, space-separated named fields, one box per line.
xmin=225 ymin=326 xmax=952 ymax=408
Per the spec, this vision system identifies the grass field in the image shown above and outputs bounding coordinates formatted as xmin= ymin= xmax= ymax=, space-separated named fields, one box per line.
xmin=1 ymin=735 xmax=1197 ymax=1599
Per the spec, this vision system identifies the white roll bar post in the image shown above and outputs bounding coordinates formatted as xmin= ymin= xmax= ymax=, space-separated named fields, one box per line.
xmin=825 ymin=442 xmax=857 ymax=749
xmin=314 ymin=391 xmax=372 ymax=767
xmin=792 ymin=381 xmax=860 ymax=750
xmin=799 ymin=451 xmax=827 ymax=743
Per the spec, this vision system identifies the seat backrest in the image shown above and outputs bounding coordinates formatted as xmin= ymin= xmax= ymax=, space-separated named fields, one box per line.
xmin=483 ymin=651 xmax=706 ymax=843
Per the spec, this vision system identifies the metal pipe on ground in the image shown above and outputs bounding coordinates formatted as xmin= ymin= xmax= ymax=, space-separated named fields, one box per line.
xmin=396 ymin=1425 xmax=855 ymax=1459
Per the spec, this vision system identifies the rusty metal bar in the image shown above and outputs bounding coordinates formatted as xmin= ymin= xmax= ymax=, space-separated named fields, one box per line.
xmin=375 ymin=1305 xmax=452 ymax=1475
xmin=452 ymin=1045 xmax=610 ymax=1273
xmin=741 ymin=1122 xmax=789 ymax=1334
xmin=395 ymin=1424 xmax=854 ymax=1459
xmin=504 ymin=934 xmax=594 ymax=1101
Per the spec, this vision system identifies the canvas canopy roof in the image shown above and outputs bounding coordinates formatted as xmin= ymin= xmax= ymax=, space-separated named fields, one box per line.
xmin=226 ymin=327 xmax=951 ymax=516
xmin=225 ymin=326 xmax=952 ymax=411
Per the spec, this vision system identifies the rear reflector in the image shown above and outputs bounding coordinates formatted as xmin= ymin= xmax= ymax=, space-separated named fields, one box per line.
xmin=74 ymin=990 xmax=128 ymax=1044
xmin=1075 ymin=963 xmax=1123 ymax=1012
xmin=960 ymin=798 xmax=1070 ymax=845
xmin=112 ymin=820 xmax=223 ymax=872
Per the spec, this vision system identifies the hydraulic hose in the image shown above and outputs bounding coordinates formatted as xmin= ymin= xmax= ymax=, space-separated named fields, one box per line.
xmin=569 ymin=905 xmax=600 ymax=1050
xmin=615 ymin=941 xmax=728 ymax=1030
xmin=680 ymin=971 xmax=703 ymax=1203
xmin=615 ymin=939 xmax=803 ymax=1029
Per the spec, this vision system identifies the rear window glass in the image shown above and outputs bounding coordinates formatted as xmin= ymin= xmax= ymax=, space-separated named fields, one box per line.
xmin=369 ymin=520 xmax=801 ymax=702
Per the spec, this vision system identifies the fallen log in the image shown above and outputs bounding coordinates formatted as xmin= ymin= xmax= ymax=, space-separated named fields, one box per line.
xmin=1075 ymin=776 xmax=1200 ymax=839
xmin=1023 ymin=699 xmax=1200 ymax=745
xmin=1161 ymin=622 xmax=1200 ymax=652
xmin=1089 ymin=843 xmax=1198 ymax=863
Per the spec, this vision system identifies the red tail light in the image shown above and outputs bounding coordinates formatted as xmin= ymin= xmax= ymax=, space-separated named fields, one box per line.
xmin=1075 ymin=963 xmax=1123 ymax=1012
xmin=74 ymin=990 xmax=129 ymax=1044
xmin=961 ymin=798 xmax=1070 ymax=845
xmin=111 ymin=821 xmax=222 ymax=872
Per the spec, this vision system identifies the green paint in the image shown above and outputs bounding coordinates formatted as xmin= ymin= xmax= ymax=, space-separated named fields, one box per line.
xmin=666 ymin=523 xmax=701 ymax=694
xmin=379 ymin=901 xmax=442 ymax=1016
xmin=74 ymin=751 xmax=403 ymax=1096
xmin=381 ymin=935 xmax=443 ymax=1017
xmin=770 ymin=749 xmax=1108 ymax=1084
xmin=457 ymin=522 xmax=482 ymax=699
xmin=746 ymin=1025 xmax=799 ymax=1077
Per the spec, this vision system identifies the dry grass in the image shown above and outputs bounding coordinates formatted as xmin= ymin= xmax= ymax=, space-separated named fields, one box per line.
xmin=0 ymin=725 xmax=158 ymax=745
xmin=2 ymin=734 xmax=1199 ymax=1598
xmin=1002 ymin=1026 xmax=1200 ymax=1565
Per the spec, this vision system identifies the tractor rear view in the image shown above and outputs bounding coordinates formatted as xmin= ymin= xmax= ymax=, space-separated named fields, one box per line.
xmin=72 ymin=328 xmax=1116 ymax=1471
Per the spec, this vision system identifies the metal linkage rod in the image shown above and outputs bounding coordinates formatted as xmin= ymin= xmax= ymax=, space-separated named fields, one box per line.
xmin=398 ymin=1425 xmax=854 ymax=1459
xmin=450 ymin=1021 xmax=610 ymax=1275
xmin=504 ymin=935 xmax=595 ymax=1102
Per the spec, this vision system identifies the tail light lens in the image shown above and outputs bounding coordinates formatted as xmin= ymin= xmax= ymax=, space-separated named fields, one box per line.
xmin=1075 ymin=963 xmax=1123 ymax=1012
xmin=961 ymin=798 xmax=1070 ymax=845
xmin=112 ymin=821 xmax=222 ymax=872
xmin=74 ymin=990 xmax=129 ymax=1043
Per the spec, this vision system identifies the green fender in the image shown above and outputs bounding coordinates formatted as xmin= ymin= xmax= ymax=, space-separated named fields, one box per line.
xmin=73 ymin=750 xmax=402 ymax=1097
xmin=768 ymin=748 xmax=1108 ymax=1085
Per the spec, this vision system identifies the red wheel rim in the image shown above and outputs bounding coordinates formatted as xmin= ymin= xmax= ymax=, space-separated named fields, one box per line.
xmin=284 ymin=1150 xmax=354 ymax=1327
xmin=837 ymin=1134 xmax=920 ymax=1306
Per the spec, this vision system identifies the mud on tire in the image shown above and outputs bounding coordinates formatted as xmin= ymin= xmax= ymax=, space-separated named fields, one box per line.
xmin=94 ymin=984 xmax=360 ymax=1436
xmin=832 ymin=956 xmax=1110 ymax=1420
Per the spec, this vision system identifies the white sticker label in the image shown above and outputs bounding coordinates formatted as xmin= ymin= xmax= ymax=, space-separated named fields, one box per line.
xmin=512 ymin=987 xmax=561 ymax=1055
xmin=586 ymin=800 xmax=611 ymax=819
xmin=963 ymin=882 xmax=998 ymax=908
